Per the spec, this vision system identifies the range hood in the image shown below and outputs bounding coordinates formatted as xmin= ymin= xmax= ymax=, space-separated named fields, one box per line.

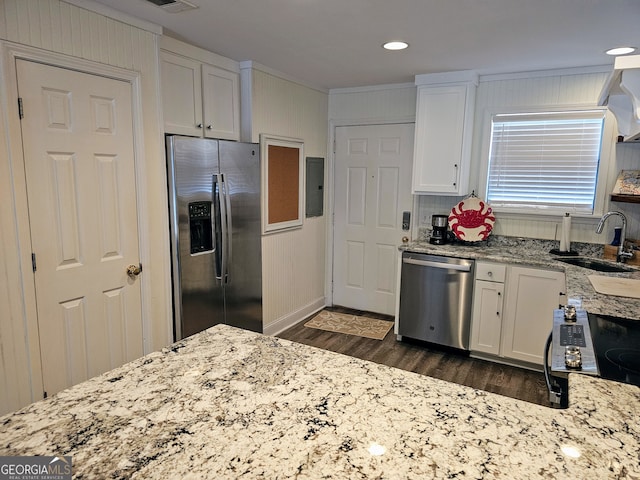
xmin=598 ymin=55 xmax=640 ymax=142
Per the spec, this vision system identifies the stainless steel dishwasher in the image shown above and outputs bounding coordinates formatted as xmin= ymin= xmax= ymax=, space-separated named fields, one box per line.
xmin=398 ymin=251 xmax=475 ymax=350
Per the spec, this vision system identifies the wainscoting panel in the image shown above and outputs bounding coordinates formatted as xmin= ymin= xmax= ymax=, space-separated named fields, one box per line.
xmin=247 ymin=67 xmax=329 ymax=333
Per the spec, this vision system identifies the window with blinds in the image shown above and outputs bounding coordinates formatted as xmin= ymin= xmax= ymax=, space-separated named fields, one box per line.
xmin=486 ymin=110 xmax=605 ymax=215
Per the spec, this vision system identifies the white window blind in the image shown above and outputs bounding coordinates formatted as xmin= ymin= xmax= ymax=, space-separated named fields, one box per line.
xmin=487 ymin=110 xmax=605 ymax=215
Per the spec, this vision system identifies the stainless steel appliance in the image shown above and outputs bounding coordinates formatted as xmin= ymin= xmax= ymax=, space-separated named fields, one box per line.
xmin=398 ymin=252 xmax=475 ymax=350
xmin=544 ymin=307 xmax=640 ymax=408
xmin=166 ymin=135 xmax=262 ymax=340
xmin=544 ymin=307 xmax=598 ymax=408
xmin=429 ymin=214 xmax=449 ymax=245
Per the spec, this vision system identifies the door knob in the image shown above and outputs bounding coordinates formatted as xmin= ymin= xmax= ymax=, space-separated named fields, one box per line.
xmin=126 ymin=263 xmax=142 ymax=277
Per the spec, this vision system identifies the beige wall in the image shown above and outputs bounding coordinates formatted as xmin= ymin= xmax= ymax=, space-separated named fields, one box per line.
xmin=328 ymin=83 xmax=416 ymax=124
xmin=244 ymin=65 xmax=329 ymax=334
xmin=0 ymin=0 xmax=172 ymax=414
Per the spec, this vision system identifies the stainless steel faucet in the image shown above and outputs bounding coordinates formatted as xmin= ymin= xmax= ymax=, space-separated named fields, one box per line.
xmin=595 ymin=211 xmax=634 ymax=263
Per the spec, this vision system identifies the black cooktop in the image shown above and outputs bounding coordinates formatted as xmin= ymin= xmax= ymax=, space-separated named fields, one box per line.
xmin=588 ymin=313 xmax=640 ymax=387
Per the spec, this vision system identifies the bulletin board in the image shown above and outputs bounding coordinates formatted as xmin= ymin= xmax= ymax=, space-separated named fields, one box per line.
xmin=260 ymin=134 xmax=304 ymax=233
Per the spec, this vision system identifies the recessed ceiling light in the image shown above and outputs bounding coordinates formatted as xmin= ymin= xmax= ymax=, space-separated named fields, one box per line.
xmin=605 ymin=46 xmax=637 ymax=56
xmin=383 ymin=41 xmax=409 ymax=51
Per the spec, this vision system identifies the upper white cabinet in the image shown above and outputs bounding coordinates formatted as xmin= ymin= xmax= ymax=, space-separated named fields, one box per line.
xmin=160 ymin=37 xmax=240 ymax=141
xmin=412 ymin=71 xmax=478 ymax=194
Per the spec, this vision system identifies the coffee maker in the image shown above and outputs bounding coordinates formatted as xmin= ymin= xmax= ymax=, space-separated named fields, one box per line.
xmin=430 ymin=214 xmax=449 ymax=245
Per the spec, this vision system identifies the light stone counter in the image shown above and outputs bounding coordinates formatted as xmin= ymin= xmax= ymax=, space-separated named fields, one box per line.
xmin=1 ymin=325 xmax=639 ymax=479
xmin=401 ymin=236 xmax=640 ymax=321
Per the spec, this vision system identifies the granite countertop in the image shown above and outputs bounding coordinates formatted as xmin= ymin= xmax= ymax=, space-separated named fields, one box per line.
xmin=401 ymin=236 xmax=640 ymax=321
xmin=1 ymin=324 xmax=639 ymax=479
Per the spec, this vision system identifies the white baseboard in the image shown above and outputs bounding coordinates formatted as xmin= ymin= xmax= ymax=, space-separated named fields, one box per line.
xmin=263 ymin=297 xmax=326 ymax=336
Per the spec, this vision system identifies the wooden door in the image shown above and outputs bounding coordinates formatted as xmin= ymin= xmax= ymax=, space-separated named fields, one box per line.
xmin=17 ymin=60 xmax=144 ymax=397
xmin=333 ymin=124 xmax=414 ymax=315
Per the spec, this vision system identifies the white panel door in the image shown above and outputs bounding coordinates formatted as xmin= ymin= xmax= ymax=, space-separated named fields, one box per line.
xmin=17 ymin=60 xmax=144 ymax=397
xmin=334 ymin=124 xmax=413 ymax=314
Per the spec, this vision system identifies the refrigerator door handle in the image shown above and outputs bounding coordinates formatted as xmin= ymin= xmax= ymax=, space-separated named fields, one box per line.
xmin=218 ymin=173 xmax=230 ymax=284
xmin=213 ymin=174 xmax=223 ymax=281
xmin=222 ymin=174 xmax=233 ymax=283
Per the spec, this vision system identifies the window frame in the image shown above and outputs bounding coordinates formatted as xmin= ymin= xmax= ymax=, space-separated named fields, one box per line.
xmin=477 ymin=105 xmax=617 ymax=220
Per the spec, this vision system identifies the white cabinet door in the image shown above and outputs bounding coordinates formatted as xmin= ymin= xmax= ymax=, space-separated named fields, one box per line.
xmin=412 ymin=82 xmax=475 ymax=195
xmin=160 ymin=51 xmax=203 ymax=137
xmin=501 ymin=266 xmax=565 ymax=366
xmin=202 ymin=64 xmax=240 ymax=140
xmin=470 ymin=280 xmax=504 ymax=355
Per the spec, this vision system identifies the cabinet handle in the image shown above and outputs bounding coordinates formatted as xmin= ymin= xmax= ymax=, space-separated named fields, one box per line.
xmin=207 ymin=125 xmax=212 ymax=130
xmin=452 ymin=164 xmax=458 ymax=187
xmin=487 ymin=271 xmax=493 ymax=277
xmin=197 ymin=123 xmax=203 ymax=129
xmin=497 ymin=291 xmax=501 ymax=296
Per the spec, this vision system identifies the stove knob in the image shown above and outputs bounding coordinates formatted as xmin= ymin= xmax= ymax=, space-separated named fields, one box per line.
xmin=563 ymin=304 xmax=577 ymax=322
xmin=565 ymin=345 xmax=582 ymax=369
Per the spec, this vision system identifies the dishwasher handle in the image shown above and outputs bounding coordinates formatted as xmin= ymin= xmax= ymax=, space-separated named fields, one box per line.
xmin=402 ymin=257 xmax=472 ymax=272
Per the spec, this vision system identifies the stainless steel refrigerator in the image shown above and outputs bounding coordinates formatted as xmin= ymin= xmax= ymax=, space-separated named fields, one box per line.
xmin=166 ymin=135 xmax=262 ymax=340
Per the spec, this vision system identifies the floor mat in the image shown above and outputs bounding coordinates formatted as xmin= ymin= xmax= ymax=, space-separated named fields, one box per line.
xmin=304 ymin=310 xmax=394 ymax=340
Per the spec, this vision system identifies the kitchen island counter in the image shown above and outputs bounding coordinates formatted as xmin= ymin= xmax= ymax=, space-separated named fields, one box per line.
xmin=1 ymin=324 xmax=639 ymax=479
xmin=401 ymin=237 xmax=640 ymax=321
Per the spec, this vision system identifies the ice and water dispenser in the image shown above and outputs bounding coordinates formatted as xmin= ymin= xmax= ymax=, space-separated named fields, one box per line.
xmin=188 ymin=201 xmax=213 ymax=254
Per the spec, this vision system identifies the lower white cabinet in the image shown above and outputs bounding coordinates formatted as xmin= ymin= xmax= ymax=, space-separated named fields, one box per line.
xmin=500 ymin=266 xmax=566 ymax=366
xmin=470 ymin=279 xmax=504 ymax=356
xmin=470 ymin=262 xmax=566 ymax=368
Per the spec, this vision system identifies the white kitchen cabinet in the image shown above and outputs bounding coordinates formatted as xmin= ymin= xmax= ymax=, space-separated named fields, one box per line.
xmin=411 ymin=71 xmax=477 ymax=195
xmin=500 ymin=266 xmax=566 ymax=366
xmin=470 ymin=263 xmax=565 ymax=368
xmin=160 ymin=38 xmax=240 ymax=141
xmin=201 ymin=64 xmax=240 ymax=140
xmin=470 ymin=263 xmax=506 ymax=356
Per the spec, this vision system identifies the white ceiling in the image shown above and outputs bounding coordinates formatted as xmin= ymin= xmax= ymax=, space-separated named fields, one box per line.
xmin=90 ymin=0 xmax=640 ymax=90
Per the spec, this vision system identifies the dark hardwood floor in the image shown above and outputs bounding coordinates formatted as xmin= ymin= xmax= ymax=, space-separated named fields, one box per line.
xmin=277 ymin=307 xmax=553 ymax=407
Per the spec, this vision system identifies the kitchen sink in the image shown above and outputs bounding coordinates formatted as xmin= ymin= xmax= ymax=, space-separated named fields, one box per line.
xmin=556 ymin=257 xmax=633 ymax=273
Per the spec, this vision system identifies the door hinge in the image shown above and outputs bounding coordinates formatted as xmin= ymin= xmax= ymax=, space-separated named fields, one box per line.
xmin=18 ymin=97 xmax=24 ymax=119
xmin=31 ymin=253 xmax=36 ymax=272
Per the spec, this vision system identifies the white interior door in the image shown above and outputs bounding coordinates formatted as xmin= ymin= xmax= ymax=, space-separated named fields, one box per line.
xmin=333 ymin=124 xmax=414 ymax=315
xmin=17 ymin=60 xmax=144 ymax=397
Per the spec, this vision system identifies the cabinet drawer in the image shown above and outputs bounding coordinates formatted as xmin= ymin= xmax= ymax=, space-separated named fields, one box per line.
xmin=475 ymin=262 xmax=506 ymax=282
